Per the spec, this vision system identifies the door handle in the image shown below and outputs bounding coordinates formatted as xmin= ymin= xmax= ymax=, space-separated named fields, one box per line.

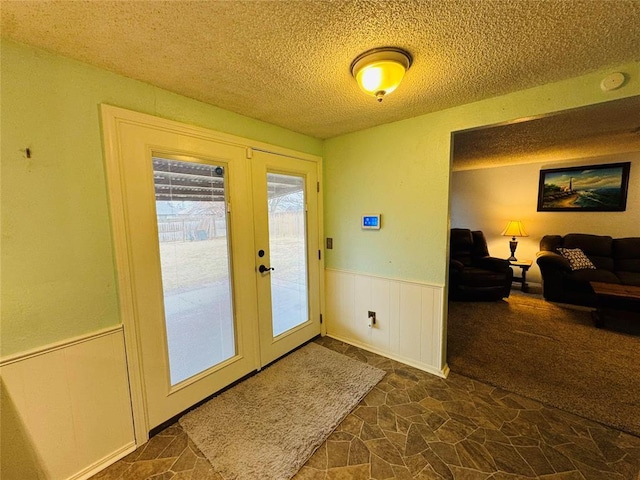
xmin=259 ymin=264 xmax=275 ymax=273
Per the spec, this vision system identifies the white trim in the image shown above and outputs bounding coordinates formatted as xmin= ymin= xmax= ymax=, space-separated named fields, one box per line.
xmin=326 ymin=333 xmax=449 ymax=378
xmin=69 ymin=442 xmax=136 ymax=480
xmin=100 ymin=104 xmax=324 ymax=445
xmin=0 ymin=325 xmax=123 ymax=367
xmin=325 ymin=267 xmax=445 ymax=289
xmin=101 ymin=105 xmax=322 ymax=163
xmin=318 ymin=162 xmax=327 ymax=337
xmin=101 ymin=104 xmax=150 ymax=444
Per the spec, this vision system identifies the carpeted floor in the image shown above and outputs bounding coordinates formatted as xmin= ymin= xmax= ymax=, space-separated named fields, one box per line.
xmin=447 ymin=290 xmax=640 ymax=437
xmin=179 ymin=342 xmax=385 ymax=480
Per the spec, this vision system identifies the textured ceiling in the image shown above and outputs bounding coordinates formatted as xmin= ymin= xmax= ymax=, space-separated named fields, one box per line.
xmin=1 ymin=0 xmax=640 ymax=139
xmin=453 ymin=95 xmax=640 ymax=170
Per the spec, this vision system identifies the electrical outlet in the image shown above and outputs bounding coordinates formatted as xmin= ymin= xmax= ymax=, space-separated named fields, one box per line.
xmin=326 ymin=237 xmax=333 ymax=249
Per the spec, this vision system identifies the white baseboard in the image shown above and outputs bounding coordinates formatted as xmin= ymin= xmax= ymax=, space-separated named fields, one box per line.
xmin=326 ymin=333 xmax=449 ymax=378
xmin=70 ymin=442 xmax=136 ymax=480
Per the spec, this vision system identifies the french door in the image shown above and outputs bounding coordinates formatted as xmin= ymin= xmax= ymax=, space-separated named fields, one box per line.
xmin=102 ymin=106 xmax=321 ymax=437
xmin=251 ymin=150 xmax=321 ymax=366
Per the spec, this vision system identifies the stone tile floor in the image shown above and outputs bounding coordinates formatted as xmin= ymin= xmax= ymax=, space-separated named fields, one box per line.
xmin=92 ymin=336 xmax=640 ymax=480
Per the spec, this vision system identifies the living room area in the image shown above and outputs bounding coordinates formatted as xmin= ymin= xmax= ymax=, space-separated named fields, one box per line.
xmin=447 ymin=95 xmax=640 ymax=445
xmin=4 ymin=2 xmax=640 ymax=478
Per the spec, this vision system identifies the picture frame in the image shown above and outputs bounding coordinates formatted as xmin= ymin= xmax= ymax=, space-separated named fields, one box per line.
xmin=537 ymin=162 xmax=631 ymax=212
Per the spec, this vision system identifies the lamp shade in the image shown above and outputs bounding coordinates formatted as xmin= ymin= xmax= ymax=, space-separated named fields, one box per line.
xmin=501 ymin=220 xmax=528 ymax=237
xmin=351 ymin=47 xmax=412 ymax=102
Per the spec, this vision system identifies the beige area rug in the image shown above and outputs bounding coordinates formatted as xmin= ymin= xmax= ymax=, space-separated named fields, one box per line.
xmin=179 ymin=342 xmax=385 ymax=480
xmin=448 ymin=292 xmax=640 ymax=437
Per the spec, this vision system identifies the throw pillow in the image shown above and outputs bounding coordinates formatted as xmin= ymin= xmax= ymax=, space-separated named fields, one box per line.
xmin=557 ymin=247 xmax=597 ymax=271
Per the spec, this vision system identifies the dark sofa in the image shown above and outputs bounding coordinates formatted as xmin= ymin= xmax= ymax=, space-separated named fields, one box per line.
xmin=449 ymin=228 xmax=513 ymax=301
xmin=536 ymin=233 xmax=640 ymax=306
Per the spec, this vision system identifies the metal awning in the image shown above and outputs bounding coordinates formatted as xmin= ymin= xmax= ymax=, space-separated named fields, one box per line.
xmin=153 ymin=158 xmax=304 ymax=202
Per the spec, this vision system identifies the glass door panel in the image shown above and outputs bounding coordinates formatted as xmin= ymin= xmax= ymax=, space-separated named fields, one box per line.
xmin=252 ymin=150 xmax=320 ymax=367
xmin=153 ymin=157 xmax=235 ymax=385
xmin=266 ymin=173 xmax=309 ymax=336
xmin=104 ymin=107 xmax=259 ymax=432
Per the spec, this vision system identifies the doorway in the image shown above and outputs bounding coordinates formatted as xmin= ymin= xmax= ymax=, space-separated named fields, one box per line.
xmin=102 ymin=106 xmax=323 ymax=441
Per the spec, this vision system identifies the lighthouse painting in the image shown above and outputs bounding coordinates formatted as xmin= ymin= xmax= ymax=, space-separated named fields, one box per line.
xmin=537 ymin=162 xmax=631 ymax=212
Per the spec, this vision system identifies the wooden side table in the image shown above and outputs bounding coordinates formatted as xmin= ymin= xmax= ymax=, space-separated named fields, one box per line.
xmin=509 ymin=260 xmax=532 ymax=292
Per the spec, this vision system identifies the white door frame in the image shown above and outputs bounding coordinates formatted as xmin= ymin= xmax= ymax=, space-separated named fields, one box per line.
xmin=101 ymin=105 xmax=325 ymax=444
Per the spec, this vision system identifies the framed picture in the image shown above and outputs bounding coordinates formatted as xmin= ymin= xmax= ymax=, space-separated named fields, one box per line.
xmin=537 ymin=162 xmax=631 ymax=212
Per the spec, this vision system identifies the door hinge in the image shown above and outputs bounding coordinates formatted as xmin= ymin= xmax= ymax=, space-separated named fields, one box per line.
xmin=320 ymin=313 xmax=323 ymax=324
xmin=317 ymin=182 xmax=320 ymax=193
xmin=227 ymin=202 xmax=231 ymax=213
xmin=318 ymin=249 xmax=321 ymax=260
xmin=246 ymin=147 xmax=253 ymax=159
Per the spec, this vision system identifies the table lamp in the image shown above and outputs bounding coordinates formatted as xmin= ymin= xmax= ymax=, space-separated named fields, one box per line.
xmin=501 ymin=220 xmax=528 ymax=261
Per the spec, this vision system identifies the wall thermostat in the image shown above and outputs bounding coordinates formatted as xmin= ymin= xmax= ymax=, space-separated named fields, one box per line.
xmin=362 ymin=214 xmax=381 ymax=230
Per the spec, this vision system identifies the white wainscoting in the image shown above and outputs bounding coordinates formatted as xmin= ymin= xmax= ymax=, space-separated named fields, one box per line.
xmin=325 ymin=269 xmax=449 ymax=378
xmin=0 ymin=326 xmax=135 ymax=480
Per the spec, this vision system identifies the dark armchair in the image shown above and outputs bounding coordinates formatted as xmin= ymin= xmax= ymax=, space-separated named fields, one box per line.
xmin=449 ymin=228 xmax=513 ymax=301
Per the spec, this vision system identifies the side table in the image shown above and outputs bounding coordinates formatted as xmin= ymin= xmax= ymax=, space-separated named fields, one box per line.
xmin=509 ymin=259 xmax=532 ymax=292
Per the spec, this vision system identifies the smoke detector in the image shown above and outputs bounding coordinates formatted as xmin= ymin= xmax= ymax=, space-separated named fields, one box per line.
xmin=600 ymin=72 xmax=626 ymax=91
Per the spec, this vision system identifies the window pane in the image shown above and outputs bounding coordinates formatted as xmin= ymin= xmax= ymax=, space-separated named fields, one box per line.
xmin=154 ymin=157 xmax=235 ymax=385
xmin=267 ymin=173 xmax=308 ymax=337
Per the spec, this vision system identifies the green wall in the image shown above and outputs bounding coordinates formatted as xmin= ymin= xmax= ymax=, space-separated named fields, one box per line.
xmin=0 ymin=40 xmax=322 ymax=357
xmin=323 ymin=61 xmax=639 ymax=284
xmin=2 ymin=37 xmax=638 ymax=357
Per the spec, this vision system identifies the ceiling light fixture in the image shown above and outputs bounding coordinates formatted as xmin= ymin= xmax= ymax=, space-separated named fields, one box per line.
xmin=350 ymin=47 xmax=413 ymax=102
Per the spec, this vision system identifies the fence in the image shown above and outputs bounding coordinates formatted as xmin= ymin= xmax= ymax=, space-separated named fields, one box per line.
xmin=157 ymin=216 xmax=226 ymax=243
xmin=157 ymin=211 xmax=304 ymax=243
